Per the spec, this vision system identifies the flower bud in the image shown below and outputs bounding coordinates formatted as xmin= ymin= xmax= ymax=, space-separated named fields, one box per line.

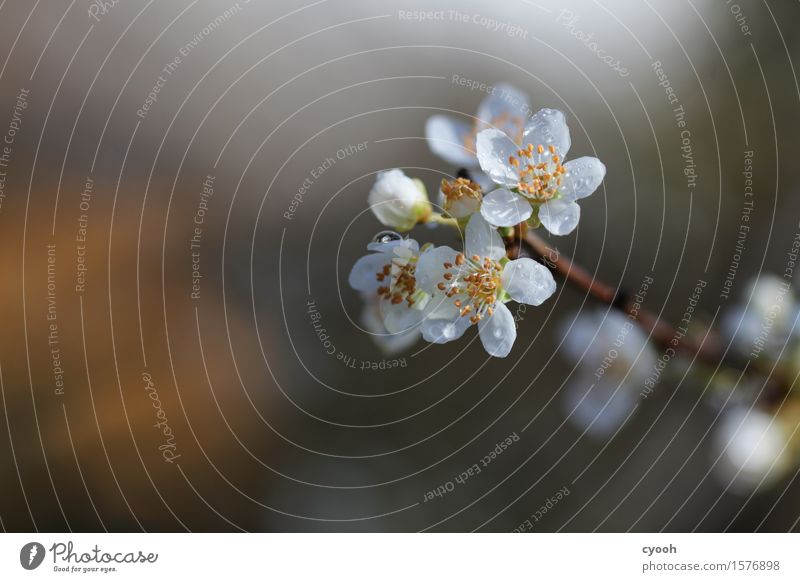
xmin=439 ymin=177 xmax=482 ymax=219
xmin=368 ymin=169 xmax=431 ymax=232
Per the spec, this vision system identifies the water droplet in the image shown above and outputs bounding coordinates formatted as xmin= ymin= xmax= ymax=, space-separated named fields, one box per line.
xmin=372 ymin=230 xmax=403 ymax=244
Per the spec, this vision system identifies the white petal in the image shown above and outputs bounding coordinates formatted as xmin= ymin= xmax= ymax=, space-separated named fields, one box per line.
xmin=539 ymin=199 xmax=580 ymax=236
xmin=476 ymin=128 xmax=520 ymax=188
xmin=560 ymin=157 xmax=606 ymax=200
xmin=465 ymin=213 xmax=505 ymax=260
xmin=421 ymin=300 xmax=471 ymax=344
xmin=477 ymin=84 xmax=529 ymax=138
xmin=480 ymin=189 xmax=532 ymax=227
xmin=447 ymin=196 xmax=481 ymax=219
xmin=348 ymin=253 xmax=389 ymax=293
xmin=421 ymin=317 xmax=471 ymax=344
xmin=425 ymin=115 xmax=479 ymax=167
xmin=416 ymin=245 xmax=458 ymax=294
xmin=470 ymin=170 xmax=494 ymax=192
xmin=425 ymin=295 xmax=461 ymax=319
xmin=382 ymin=301 xmax=423 ymax=334
xmin=366 ymin=237 xmax=419 ymax=254
xmin=477 ymin=302 xmax=516 ymax=357
xmin=501 ymin=258 xmax=556 ymax=306
xmin=360 ymin=301 xmax=420 ymax=355
xmin=522 ymin=108 xmax=570 ymax=157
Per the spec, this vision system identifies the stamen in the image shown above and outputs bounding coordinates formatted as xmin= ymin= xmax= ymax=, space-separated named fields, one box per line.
xmin=511 ymin=143 xmax=566 ymax=202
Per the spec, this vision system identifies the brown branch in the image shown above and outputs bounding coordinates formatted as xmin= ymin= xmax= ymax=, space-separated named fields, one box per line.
xmin=516 ymin=229 xmax=800 ymax=406
xmin=517 ymin=228 xmax=724 ymax=364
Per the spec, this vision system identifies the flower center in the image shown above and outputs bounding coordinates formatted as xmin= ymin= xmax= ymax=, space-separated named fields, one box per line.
xmin=376 ymin=256 xmax=419 ymax=307
xmin=441 ymin=177 xmax=482 ymax=203
xmin=463 ymin=111 xmax=526 ymax=153
xmin=508 ymin=143 xmax=566 ymax=202
xmin=436 ymin=253 xmax=502 ymax=325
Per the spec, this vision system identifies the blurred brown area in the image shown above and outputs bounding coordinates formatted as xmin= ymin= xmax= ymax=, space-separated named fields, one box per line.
xmin=0 ymin=172 xmax=274 ymax=531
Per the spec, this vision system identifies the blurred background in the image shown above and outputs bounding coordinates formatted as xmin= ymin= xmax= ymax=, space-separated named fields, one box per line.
xmin=0 ymin=0 xmax=799 ymax=532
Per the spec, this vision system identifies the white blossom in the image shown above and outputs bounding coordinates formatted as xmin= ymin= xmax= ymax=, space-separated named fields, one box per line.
xmin=415 ymin=214 xmax=555 ymax=357
xmin=349 ymin=237 xmax=429 ymax=336
xmin=476 ymin=108 xmax=605 ymax=235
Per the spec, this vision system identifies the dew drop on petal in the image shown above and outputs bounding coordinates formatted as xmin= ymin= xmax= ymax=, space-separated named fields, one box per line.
xmin=372 ymin=230 xmax=403 ymax=244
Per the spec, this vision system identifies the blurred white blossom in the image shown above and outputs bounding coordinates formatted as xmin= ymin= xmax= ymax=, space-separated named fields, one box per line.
xmin=712 ymin=406 xmax=791 ymax=493
xmin=721 ymin=275 xmax=799 ymax=363
xmin=559 ymin=309 xmax=656 ymax=437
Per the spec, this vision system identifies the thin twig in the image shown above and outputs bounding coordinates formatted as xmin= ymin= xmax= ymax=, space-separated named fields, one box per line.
xmin=515 ymin=228 xmax=800 ymax=405
xmin=518 ymin=228 xmax=723 ymax=363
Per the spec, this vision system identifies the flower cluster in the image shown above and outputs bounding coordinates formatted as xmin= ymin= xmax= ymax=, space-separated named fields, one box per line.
xmin=345 ymin=83 xmax=800 ymax=495
xmin=350 ymin=214 xmax=555 ymax=357
xmin=350 ymin=85 xmax=606 ymax=357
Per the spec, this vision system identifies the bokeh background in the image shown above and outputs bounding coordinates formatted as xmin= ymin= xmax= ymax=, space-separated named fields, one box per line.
xmin=0 ymin=0 xmax=799 ymax=532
